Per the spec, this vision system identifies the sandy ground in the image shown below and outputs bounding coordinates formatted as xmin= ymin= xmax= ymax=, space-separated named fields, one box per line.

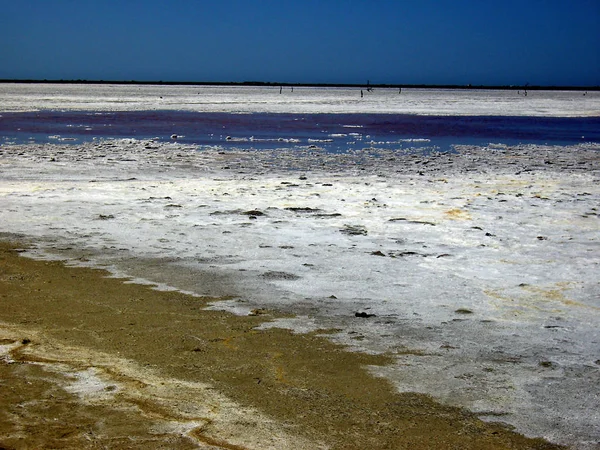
xmin=0 ymin=242 xmax=564 ymax=449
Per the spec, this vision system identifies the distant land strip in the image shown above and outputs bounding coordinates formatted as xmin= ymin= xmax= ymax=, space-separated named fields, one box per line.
xmin=0 ymin=79 xmax=598 ymax=91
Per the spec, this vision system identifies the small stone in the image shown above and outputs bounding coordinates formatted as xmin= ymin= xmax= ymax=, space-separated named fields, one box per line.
xmin=455 ymin=308 xmax=474 ymax=314
xmin=355 ymin=311 xmax=376 ymax=318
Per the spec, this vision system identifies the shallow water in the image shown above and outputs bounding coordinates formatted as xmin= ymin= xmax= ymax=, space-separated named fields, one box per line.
xmin=2 ymin=110 xmax=599 ymax=152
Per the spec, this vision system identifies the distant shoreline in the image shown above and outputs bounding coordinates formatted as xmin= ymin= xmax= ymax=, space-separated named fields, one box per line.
xmin=0 ymin=78 xmax=598 ymax=91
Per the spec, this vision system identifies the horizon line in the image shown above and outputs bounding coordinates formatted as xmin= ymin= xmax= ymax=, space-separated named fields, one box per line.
xmin=1 ymin=78 xmax=598 ymax=91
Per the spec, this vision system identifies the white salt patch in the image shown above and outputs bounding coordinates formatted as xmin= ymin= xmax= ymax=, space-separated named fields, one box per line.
xmin=256 ymin=316 xmax=323 ymax=334
xmin=0 ymin=341 xmax=21 ymax=363
xmin=204 ymin=298 xmax=255 ymax=316
xmin=64 ymin=367 xmax=118 ymax=398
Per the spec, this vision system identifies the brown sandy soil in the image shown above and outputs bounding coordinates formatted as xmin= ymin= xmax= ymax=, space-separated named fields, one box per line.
xmin=0 ymin=241 xmax=563 ymax=449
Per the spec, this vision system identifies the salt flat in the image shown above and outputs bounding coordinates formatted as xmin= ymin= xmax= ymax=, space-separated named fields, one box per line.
xmin=0 ymin=83 xmax=598 ymax=116
xmin=1 ymin=85 xmax=599 ymax=448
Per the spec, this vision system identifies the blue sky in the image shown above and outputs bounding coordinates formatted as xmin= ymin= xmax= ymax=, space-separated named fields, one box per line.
xmin=1 ymin=0 xmax=599 ymax=86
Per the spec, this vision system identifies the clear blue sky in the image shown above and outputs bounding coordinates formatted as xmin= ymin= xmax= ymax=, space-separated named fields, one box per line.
xmin=1 ymin=0 xmax=599 ymax=86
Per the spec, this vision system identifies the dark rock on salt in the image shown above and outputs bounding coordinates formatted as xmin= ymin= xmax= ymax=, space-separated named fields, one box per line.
xmin=211 ymin=209 xmax=242 ymax=216
xmin=315 ymin=213 xmax=342 ymax=218
xmin=371 ymin=251 xmax=386 ymax=257
xmin=355 ymin=312 xmax=376 ymax=318
xmin=393 ymin=251 xmax=421 ymax=257
xmin=285 ymin=207 xmax=321 ymax=213
xmin=340 ymin=225 xmax=367 ymax=236
xmin=261 ymin=271 xmax=301 ymax=280
xmin=243 ymin=210 xmax=265 ymax=216
xmin=389 ymin=218 xmax=436 ymax=226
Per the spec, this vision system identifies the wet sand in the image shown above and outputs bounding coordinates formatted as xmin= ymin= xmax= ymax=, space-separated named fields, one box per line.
xmin=0 ymin=242 xmax=562 ymax=449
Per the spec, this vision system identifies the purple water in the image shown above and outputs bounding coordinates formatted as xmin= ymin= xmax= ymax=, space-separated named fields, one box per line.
xmin=1 ymin=111 xmax=598 ymax=152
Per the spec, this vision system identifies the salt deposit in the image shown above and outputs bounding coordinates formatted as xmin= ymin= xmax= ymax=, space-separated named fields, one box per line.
xmin=1 ymin=82 xmax=599 ymax=116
